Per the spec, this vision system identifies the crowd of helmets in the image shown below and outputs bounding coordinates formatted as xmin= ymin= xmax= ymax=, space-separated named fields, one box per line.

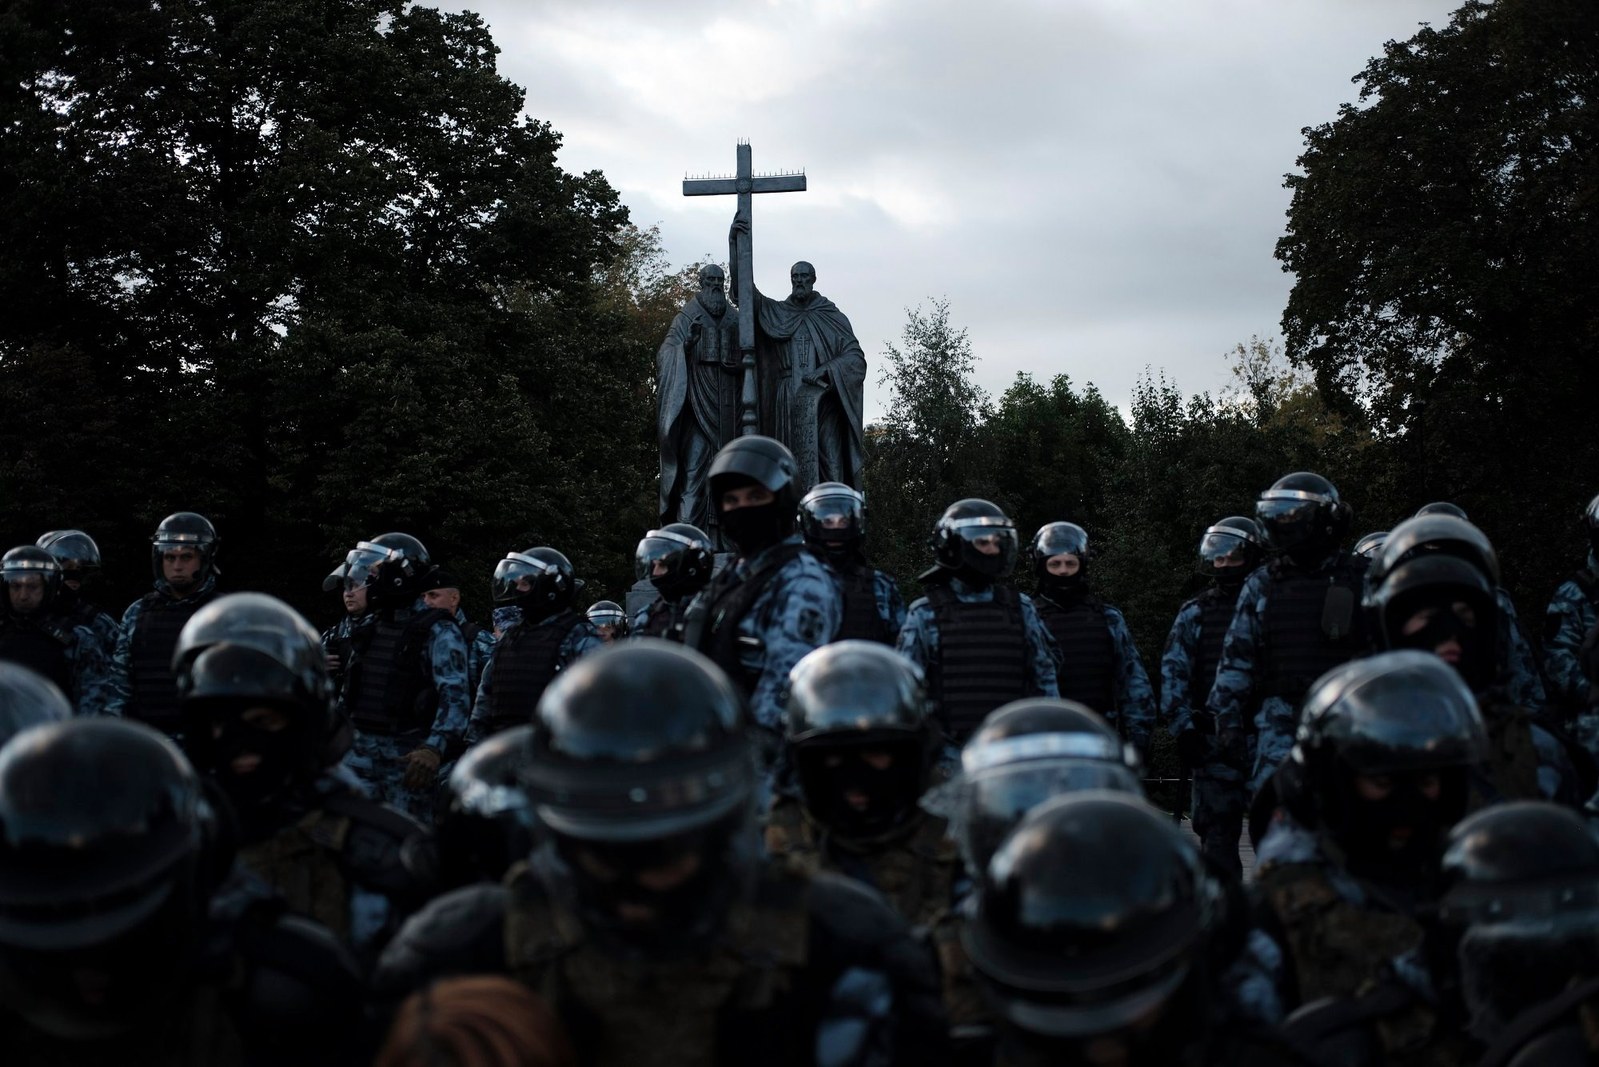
xmin=5 ymin=432 xmax=1599 ymax=1065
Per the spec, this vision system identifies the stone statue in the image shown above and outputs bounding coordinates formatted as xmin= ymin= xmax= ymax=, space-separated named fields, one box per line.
xmin=657 ymin=264 xmax=742 ymax=529
xmin=731 ymin=221 xmax=867 ymax=491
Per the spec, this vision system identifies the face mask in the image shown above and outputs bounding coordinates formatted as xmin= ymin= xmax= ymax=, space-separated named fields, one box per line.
xmin=801 ymin=747 xmax=920 ymax=841
xmin=212 ymin=715 xmax=302 ymax=815
xmin=1395 ymin=603 xmax=1494 ymax=692
xmin=721 ymin=503 xmax=788 ymax=556
xmin=1337 ymin=775 xmax=1455 ymax=891
xmin=1039 ymin=572 xmax=1086 ymax=599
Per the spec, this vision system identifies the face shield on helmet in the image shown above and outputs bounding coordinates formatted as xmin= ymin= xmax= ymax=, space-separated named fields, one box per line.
xmin=798 ymin=484 xmax=866 ymax=558
xmin=342 ymin=542 xmax=400 ymax=591
xmin=491 ymin=552 xmax=559 ymax=608
xmin=1 ymin=548 xmax=62 ymax=617
xmin=1255 ymin=495 xmax=1322 ymax=553
xmin=946 ymin=518 xmax=1018 ymax=581
xmin=634 ymin=527 xmax=713 ymax=601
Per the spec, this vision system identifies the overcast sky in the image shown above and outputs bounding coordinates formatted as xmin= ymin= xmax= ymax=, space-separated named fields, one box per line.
xmin=448 ymin=0 xmax=1463 ymax=423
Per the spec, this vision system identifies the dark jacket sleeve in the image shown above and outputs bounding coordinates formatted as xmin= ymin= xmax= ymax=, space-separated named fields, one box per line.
xmin=369 ymin=883 xmax=509 ymax=1003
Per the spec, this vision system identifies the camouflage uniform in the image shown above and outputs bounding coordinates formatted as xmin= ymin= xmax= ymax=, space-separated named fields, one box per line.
xmin=686 ymin=534 xmax=842 ymax=731
xmin=1545 ymin=561 xmax=1599 ymax=751
xmin=897 ymin=577 xmax=1061 ymax=704
xmin=466 ymin=612 xmax=603 ymax=745
xmin=872 ymin=567 xmax=908 ymax=641
xmin=1206 ymin=558 xmax=1368 ymax=796
xmin=1496 ymin=589 xmax=1547 ymax=712
xmin=0 ymin=611 xmax=117 ymax=717
xmin=491 ymin=605 xmax=522 ymax=634
xmin=1160 ymin=591 xmax=1252 ymax=876
xmin=455 ymin=606 xmax=496 ymax=700
xmin=104 ymin=574 xmax=220 ymax=722
xmin=342 ymin=599 xmax=471 ymax=824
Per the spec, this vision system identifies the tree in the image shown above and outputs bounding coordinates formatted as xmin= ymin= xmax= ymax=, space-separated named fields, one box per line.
xmin=1276 ymin=0 xmax=1599 ymax=607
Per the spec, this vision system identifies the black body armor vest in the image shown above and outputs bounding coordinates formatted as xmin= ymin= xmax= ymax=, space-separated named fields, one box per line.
xmin=926 ymin=583 xmax=1030 ymax=744
xmin=686 ymin=543 xmax=809 ymax=695
xmin=129 ymin=589 xmax=216 ymax=733
xmin=1190 ymin=586 xmax=1241 ymax=708
xmin=482 ymin=610 xmax=580 ymax=737
xmin=636 ymin=597 xmax=684 ymax=640
xmin=0 ymin=617 xmax=73 ymax=694
xmin=345 ymin=608 xmax=454 ymax=735
xmin=1037 ymin=594 xmax=1116 ymax=716
xmin=1260 ymin=555 xmax=1369 ymax=704
xmin=837 ymin=562 xmax=891 ymax=644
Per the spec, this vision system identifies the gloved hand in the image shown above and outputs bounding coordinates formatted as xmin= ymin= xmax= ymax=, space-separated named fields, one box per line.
xmin=402 ymin=746 xmax=441 ymax=790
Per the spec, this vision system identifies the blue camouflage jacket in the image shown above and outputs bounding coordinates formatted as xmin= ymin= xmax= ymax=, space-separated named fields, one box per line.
xmin=897 ymin=576 xmax=1061 ymax=699
xmin=341 ymin=599 xmax=472 ymax=758
xmin=456 ymin=608 xmax=496 ymax=700
xmin=1544 ymin=563 xmax=1598 ymax=709
xmin=467 ymin=610 xmax=603 ymax=745
xmin=871 ymin=567 xmax=908 ymax=642
xmin=1495 ymin=588 xmax=1547 ymax=712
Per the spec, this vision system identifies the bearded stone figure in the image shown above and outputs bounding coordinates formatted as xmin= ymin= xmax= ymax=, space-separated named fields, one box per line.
xmin=657 ymin=265 xmax=742 ymax=529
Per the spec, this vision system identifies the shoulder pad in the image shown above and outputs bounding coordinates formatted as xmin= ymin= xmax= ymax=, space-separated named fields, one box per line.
xmin=372 ymin=884 xmax=510 ymax=1000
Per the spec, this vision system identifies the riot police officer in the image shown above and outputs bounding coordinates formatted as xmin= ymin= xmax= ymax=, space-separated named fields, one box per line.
xmin=765 ymin=641 xmax=958 ymax=931
xmin=1231 ymin=651 xmax=1489 ymax=1030
xmin=106 ymin=511 xmax=222 ymax=733
xmin=1545 ymin=491 xmax=1599 ymax=734
xmin=0 ymin=717 xmax=362 ymax=1065
xmin=174 ymin=592 xmax=436 ymax=956
xmin=1161 ymin=516 xmax=1266 ymax=878
xmin=374 ymin=642 xmax=948 ymax=1066
xmin=798 ymin=481 xmax=905 ymax=643
xmin=1206 ymin=473 xmax=1368 ymax=794
xmin=0 ymin=546 xmax=115 ymax=714
xmin=422 ymin=568 xmax=494 ymax=699
xmin=586 ymin=600 xmax=628 ymax=643
xmin=897 ymin=499 xmax=1059 ymax=749
xmin=468 ymin=547 xmax=602 ymax=745
xmin=682 ymin=435 xmax=842 ymax=734
xmin=631 ymin=523 xmax=714 ymax=639
xmin=35 ymin=529 xmax=119 ymax=658
xmin=322 ymin=557 xmax=369 ymax=696
xmin=1029 ymin=521 xmax=1155 ymax=751
xmin=339 ymin=533 xmax=470 ymax=822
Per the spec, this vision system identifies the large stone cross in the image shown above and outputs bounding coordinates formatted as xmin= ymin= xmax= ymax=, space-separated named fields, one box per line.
xmin=683 ymin=142 xmax=805 ymax=436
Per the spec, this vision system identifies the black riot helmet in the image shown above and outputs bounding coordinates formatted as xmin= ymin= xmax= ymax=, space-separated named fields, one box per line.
xmin=1366 ymin=553 xmax=1499 ymax=693
xmin=1030 ymin=522 xmax=1090 ymax=600
xmin=521 ymin=641 xmax=757 ymax=955
xmin=172 ymin=594 xmax=345 ymax=813
xmin=783 ymin=641 xmax=937 ymax=844
xmin=933 ymin=698 xmax=1143 ymax=879
xmin=1285 ymin=651 xmax=1488 ymax=890
xmin=798 ymin=482 xmax=867 ymax=561
xmin=150 ymin=512 xmax=219 ymax=585
xmin=0 ymin=718 xmax=221 ymax=1039
xmin=344 ymin=532 xmax=430 ymax=610
xmin=928 ymin=499 xmax=1019 ymax=585
xmin=35 ymin=530 xmax=101 ymax=587
xmin=1353 ymin=531 xmax=1388 ymax=560
xmin=1255 ymin=472 xmax=1350 ymax=567
xmin=492 ymin=547 xmax=578 ymax=617
xmin=1582 ymin=493 xmax=1599 ymax=559
xmin=707 ymin=435 xmax=800 ymax=556
xmin=437 ymin=724 xmax=534 ymax=887
xmin=585 ymin=600 xmax=628 ymax=640
xmin=1196 ymin=516 xmax=1265 ymax=583
xmin=1 ymin=546 xmax=63 ymax=616
xmin=963 ymin=792 xmax=1226 ymax=1054
xmin=635 ymin=524 xmax=714 ymax=601
xmin=0 ymin=664 xmax=72 ymax=747
xmin=1438 ymin=802 xmax=1599 ymax=1045
xmin=1366 ymin=513 xmax=1501 ymax=592
xmin=1416 ymin=501 xmax=1469 ymax=521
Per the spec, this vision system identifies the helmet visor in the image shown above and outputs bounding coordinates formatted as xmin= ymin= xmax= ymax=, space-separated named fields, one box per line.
xmin=949 ymin=758 xmax=1143 ymax=875
xmin=952 ymin=520 xmax=1018 ymax=579
xmin=342 ymin=542 xmax=398 ymax=590
xmin=1198 ymin=529 xmax=1253 ymax=571
xmin=492 ymin=552 xmax=556 ymax=605
xmin=801 ymin=494 xmax=864 ymax=542
xmin=587 ymin=607 xmax=626 ymax=629
xmin=635 ymin=531 xmax=695 ymax=584
xmin=1033 ymin=524 xmax=1089 ymax=560
xmin=1255 ymin=497 xmax=1319 ymax=550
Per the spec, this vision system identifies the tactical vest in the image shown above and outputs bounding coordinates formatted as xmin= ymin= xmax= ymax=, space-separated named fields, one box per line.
xmin=344 ymin=608 xmax=453 ymax=735
xmin=0 ymin=618 xmax=73 ymax=695
xmin=1190 ymin=586 xmax=1241 ymax=709
xmin=1259 ymin=861 xmax=1425 ymax=1013
xmin=1037 ymin=595 xmax=1116 ymax=717
xmin=1260 ymin=556 xmax=1369 ymax=705
xmin=637 ymin=598 xmax=682 ymax=640
xmin=129 ymin=589 xmax=216 ymax=733
xmin=502 ymin=862 xmax=811 ymax=1067
xmin=687 ymin=543 xmax=809 ymax=695
xmin=483 ymin=610 xmax=581 ymax=736
xmin=926 ymin=584 xmax=1030 ymax=743
xmin=837 ymin=563 xmax=891 ymax=644
xmin=237 ymin=810 xmax=354 ymax=944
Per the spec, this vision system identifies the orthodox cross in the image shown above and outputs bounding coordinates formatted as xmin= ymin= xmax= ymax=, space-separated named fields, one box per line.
xmin=684 ymin=142 xmax=806 ymax=436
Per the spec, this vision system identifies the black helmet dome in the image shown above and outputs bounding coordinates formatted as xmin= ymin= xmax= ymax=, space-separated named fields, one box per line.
xmin=1 ymin=546 xmax=63 ymax=612
xmin=1255 ymin=472 xmax=1349 ymax=564
xmin=343 ymin=532 xmax=430 ymax=608
xmin=586 ymin=600 xmax=626 ymax=626
xmin=150 ymin=512 xmax=219 ymax=583
xmin=1353 ymin=531 xmax=1389 ymax=560
xmin=930 ymin=499 xmax=1019 ymax=582
xmin=798 ymin=482 xmax=867 ymax=554
xmin=706 ymin=435 xmax=799 ymax=508
xmin=1416 ymin=501 xmax=1469 ymax=521
xmin=0 ymin=664 xmax=72 ymax=748
xmin=962 ymin=791 xmax=1222 ymax=1038
xmin=35 ymin=530 xmax=102 ymax=576
xmin=439 ymin=724 xmax=534 ymax=885
xmin=1367 ymin=514 xmax=1499 ymax=591
xmin=1364 ymin=553 xmax=1499 ymax=691
xmin=1030 ymin=522 xmax=1090 ymax=583
xmin=492 ymin=547 xmax=578 ymax=615
xmin=635 ymin=524 xmax=715 ymax=601
xmin=1197 ymin=516 xmax=1265 ymax=578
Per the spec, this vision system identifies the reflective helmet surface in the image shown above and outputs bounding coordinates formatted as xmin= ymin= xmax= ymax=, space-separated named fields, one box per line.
xmin=784 ymin=642 xmax=935 ymax=842
xmin=585 ymin=600 xmax=627 ymax=639
xmin=439 ymin=725 xmax=534 ymax=886
xmin=492 ymin=547 xmax=576 ymax=615
xmin=1255 ymin=472 xmax=1348 ymax=564
xmin=35 ymin=530 xmax=102 ymax=577
xmin=149 ymin=512 xmax=219 ymax=583
xmin=635 ymin=524 xmax=714 ymax=601
xmin=1197 ymin=516 xmax=1265 ymax=578
xmin=343 ymin=532 xmax=431 ymax=608
xmin=1367 ymin=513 xmax=1500 ymax=591
xmin=1 ymin=546 xmax=63 ymax=613
xmin=939 ymin=699 xmax=1143 ymax=877
xmin=963 ymin=792 xmax=1223 ymax=1040
xmin=1353 ymin=531 xmax=1388 ymax=560
xmin=798 ymin=482 xmax=866 ymax=555
xmin=931 ymin=499 xmax=1019 ymax=582
xmin=1415 ymin=501 xmax=1469 ymax=521
xmin=1030 ymin=522 xmax=1089 ymax=583
xmin=0 ymin=664 xmax=72 ymax=747
xmin=706 ymin=434 xmax=800 ymax=508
